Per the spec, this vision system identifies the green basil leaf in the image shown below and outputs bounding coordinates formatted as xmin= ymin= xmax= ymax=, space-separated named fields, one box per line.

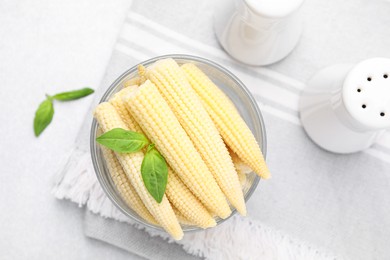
xmin=34 ymin=98 xmax=54 ymax=137
xmin=141 ymin=144 xmax=168 ymax=203
xmin=52 ymin=87 xmax=94 ymax=101
xmin=96 ymin=128 xmax=149 ymax=153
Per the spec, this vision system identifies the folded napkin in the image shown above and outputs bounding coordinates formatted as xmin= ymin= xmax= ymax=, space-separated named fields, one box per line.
xmin=54 ymin=0 xmax=390 ymax=259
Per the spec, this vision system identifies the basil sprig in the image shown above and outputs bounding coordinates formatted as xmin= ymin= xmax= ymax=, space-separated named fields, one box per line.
xmin=141 ymin=144 xmax=168 ymax=203
xmin=34 ymin=98 xmax=54 ymax=137
xmin=34 ymin=87 xmax=94 ymax=137
xmin=53 ymin=88 xmax=94 ymax=101
xmin=97 ymin=128 xmax=168 ymax=203
xmin=96 ymin=128 xmax=149 ymax=153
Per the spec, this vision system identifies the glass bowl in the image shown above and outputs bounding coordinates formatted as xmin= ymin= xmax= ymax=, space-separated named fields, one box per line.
xmin=90 ymin=54 xmax=267 ymax=233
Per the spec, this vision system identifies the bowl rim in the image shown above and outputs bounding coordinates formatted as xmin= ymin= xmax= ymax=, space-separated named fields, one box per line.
xmin=90 ymin=54 xmax=267 ymax=233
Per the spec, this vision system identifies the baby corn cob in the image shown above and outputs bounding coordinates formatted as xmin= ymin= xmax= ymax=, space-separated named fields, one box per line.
xmin=166 ymin=168 xmax=216 ymax=228
xmin=109 ymin=87 xmax=143 ymax=133
xmin=100 ymin=144 xmax=157 ymax=225
xmin=123 ymin=80 xmax=231 ymax=219
xmin=174 ymin=208 xmax=198 ymax=227
xmin=145 ymin=59 xmax=246 ymax=215
xmin=182 ymin=63 xmax=270 ymax=179
xmin=94 ymin=102 xmax=183 ymax=240
xmin=111 ymin=88 xmax=216 ymax=228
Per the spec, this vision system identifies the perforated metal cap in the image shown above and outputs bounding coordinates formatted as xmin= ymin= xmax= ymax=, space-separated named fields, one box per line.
xmin=343 ymin=57 xmax=390 ymax=130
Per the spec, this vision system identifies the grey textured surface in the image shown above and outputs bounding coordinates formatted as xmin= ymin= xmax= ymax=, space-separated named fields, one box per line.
xmin=0 ymin=0 xmax=142 ymax=259
xmin=85 ymin=211 xmax=199 ymax=260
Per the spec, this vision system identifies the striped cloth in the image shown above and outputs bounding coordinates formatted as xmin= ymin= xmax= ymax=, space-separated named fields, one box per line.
xmin=54 ymin=0 xmax=390 ymax=259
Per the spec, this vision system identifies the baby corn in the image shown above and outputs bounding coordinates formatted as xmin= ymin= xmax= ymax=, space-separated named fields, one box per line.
xmin=174 ymin=208 xmax=198 ymax=227
xmin=146 ymin=59 xmax=246 ymax=215
xmin=100 ymin=144 xmax=157 ymax=225
xmin=111 ymin=88 xmax=216 ymax=228
xmin=182 ymin=63 xmax=270 ymax=179
xmin=123 ymin=80 xmax=232 ymax=219
xmin=94 ymin=102 xmax=183 ymax=240
xmin=166 ymin=168 xmax=216 ymax=228
xmin=109 ymin=87 xmax=143 ymax=133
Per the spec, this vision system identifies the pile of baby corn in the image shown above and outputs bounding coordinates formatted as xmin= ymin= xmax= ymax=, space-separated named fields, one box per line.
xmin=94 ymin=58 xmax=270 ymax=240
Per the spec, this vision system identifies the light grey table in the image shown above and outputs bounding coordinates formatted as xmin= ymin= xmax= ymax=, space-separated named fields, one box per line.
xmin=0 ymin=0 xmax=142 ymax=258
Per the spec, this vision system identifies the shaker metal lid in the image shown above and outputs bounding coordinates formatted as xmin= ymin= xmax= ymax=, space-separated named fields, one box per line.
xmin=343 ymin=57 xmax=390 ymax=130
xmin=244 ymin=0 xmax=304 ymax=18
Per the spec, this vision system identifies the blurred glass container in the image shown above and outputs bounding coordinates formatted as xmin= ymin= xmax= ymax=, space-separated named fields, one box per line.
xmin=90 ymin=54 xmax=267 ymax=233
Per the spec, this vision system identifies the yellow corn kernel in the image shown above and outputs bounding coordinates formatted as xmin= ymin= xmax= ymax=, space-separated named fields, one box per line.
xmin=123 ymin=80 xmax=231 ymax=219
xmin=111 ymin=87 xmax=216 ymax=227
xmin=182 ymin=63 xmax=270 ymax=179
xmin=94 ymin=102 xmax=183 ymax=240
xmin=145 ymin=59 xmax=246 ymax=215
xmin=100 ymin=143 xmax=157 ymax=225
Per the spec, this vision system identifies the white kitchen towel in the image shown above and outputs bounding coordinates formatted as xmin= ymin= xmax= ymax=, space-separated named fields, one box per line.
xmin=53 ymin=0 xmax=390 ymax=259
